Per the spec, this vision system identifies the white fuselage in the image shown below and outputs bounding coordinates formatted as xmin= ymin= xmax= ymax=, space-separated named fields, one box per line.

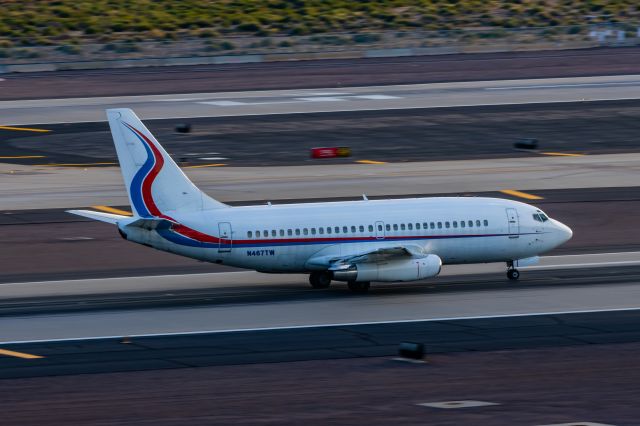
xmin=121 ymin=196 xmax=572 ymax=273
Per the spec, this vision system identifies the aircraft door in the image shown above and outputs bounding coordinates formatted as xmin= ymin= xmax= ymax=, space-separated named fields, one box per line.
xmin=506 ymin=208 xmax=519 ymax=238
xmin=375 ymin=221 xmax=385 ymax=240
xmin=218 ymin=222 xmax=232 ymax=252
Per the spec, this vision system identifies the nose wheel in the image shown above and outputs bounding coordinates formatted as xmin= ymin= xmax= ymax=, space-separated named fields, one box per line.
xmin=507 ymin=268 xmax=520 ymax=281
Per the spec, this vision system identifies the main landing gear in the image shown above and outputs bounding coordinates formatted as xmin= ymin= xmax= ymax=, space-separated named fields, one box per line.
xmin=309 ymin=271 xmax=332 ymax=289
xmin=506 ymin=261 xmax=520 ymax=281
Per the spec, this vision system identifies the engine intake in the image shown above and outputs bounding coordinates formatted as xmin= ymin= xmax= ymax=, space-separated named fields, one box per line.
xmin=332 ymin=255 xmax=442 ymax=283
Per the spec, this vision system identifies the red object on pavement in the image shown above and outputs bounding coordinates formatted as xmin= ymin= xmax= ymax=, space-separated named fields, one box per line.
xmin=311 ymin=147 xmax=351 ymax=159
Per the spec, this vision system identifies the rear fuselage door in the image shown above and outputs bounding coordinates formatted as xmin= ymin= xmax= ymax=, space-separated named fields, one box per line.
xmin=218 ymin=222 xmax=232 ymax=252
xmin=506 ymin=208 xmax=519 ymax=238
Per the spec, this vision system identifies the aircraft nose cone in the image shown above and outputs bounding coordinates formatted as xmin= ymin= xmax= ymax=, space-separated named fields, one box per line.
xmin=557 ymin=221 xmax=573 ymax=244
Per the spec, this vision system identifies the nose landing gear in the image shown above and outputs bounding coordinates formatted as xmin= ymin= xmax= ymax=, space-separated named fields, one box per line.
xmin=506 ymin=261 xmax=520 ymax=281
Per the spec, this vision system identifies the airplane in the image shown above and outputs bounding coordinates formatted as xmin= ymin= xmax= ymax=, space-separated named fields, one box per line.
xmin=69 ymin=109 xmax=573 ymax=293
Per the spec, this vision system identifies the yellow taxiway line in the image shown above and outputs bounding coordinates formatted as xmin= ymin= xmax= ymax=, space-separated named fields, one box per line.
xmin=540 ymin=152 xmax=585 ymax=157
xmin=0 ymin=155 xmax=46 ymax=159
xmin=0 ymin=125 xmax=51 ymax=133
xmin=499 ymin=189 xmax=544 ymax=200
xmin=184 ymin=163 xmax=227 ymax=169
xmin=356 ymin=160 xmax=387 ymax=165
xmin=0 ymin=348 xmax=43 ymax=359
xmin=92 ymin=205 xmax=133 ymax=216
xmin=38 ymin=162 xmax=117 ymax=167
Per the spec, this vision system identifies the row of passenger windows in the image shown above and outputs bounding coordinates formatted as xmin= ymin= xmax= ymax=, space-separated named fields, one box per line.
xmin=247 ymin=219 xmax=490 ymax=238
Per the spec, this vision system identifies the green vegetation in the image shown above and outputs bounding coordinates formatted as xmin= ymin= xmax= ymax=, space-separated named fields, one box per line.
xmin=1 ymin=0 xmax=638 ymax=47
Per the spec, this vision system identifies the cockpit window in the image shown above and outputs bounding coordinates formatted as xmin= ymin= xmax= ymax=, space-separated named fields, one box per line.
xmin=533 ymin=213 xmax=549 ymax=222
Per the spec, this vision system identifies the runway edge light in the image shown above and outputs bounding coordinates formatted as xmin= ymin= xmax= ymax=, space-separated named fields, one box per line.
xmin=398 ymin=341 xmax=425 ymax=360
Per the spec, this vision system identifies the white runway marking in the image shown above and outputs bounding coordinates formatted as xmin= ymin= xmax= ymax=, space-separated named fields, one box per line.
xmin=353 ymin=94 xmax=399 ymax=100
xmin=295 ymin=96 xmax=346 ymax=102
xmin=417 ymin=401 xmax=500 ymax=409
xmin=485 ymin=81 xmax=640 ymax=90
xmin=200 ymin=100 xmax=246 ymax=106
xmin=198 ymin=157 xmax=228 ymax=161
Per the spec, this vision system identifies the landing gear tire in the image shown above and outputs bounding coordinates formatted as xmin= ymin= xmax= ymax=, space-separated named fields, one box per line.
xmin=507 ymin=269 xmax=520 ymax=281
xmin=347 ymin=281 xmax=370 ymax=293
xmin=309 ymin=271 xmax=332 ymax=289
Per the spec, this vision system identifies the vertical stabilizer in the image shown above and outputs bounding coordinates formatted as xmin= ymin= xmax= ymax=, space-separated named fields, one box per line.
xmin=107 ymin=108 xmax=228 ymax=218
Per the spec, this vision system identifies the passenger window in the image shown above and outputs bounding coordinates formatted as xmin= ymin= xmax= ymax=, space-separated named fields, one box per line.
xmin=393 ymin=224 xmax=398 ymax=231
xmin=279 ymin=229 xmax=284 ymax=237
xmin=288 ymin=229 xmax=293 ymax=236
xmin=335 ymin=226 xmax=339 ymax=233
xmin=423 ymin=222 xmax=429 ymax=229
xmin=416 ymin=223 xmax=421 ymax=230
xmin=326 ymin=227 xmax=331 ymax=234
xmin=303 ymin=228 xmax=309 ymax=235
xmin=359 ymin=225 xmax=364 ymax=232
xmin=378 ymin=224 xmax=383 ymax=231
xmin=460 ymin=221 xmax=465 ymax=228
xmin=445 ymin=222 xmax=450 ymax=228
xmin=484 ymin=220 xmax=489 ymax=226
xmin=400 ymin=224 xmax=406 ymax=231
xmin=311 ymin=228 xmax=316 ymax=235
xmin=248 ymin=231 xmax=253 ymax=238
xmin=264 ymin=230 xmax=268 ymax=237
xmin=437 ymin=222 xmax=442 ymax=229
xmin=476 ymin=220 xmax=481 ymax=227
xmin=468 ymin=220 xmax=473 ymax=227
xmin=368 ymin=225 xmax=374 ymax=232
xmin=386 ymin=224 xmax=391 ymax=231
xmin=256 ymin=231 xmax=261 ymax=238
xmin=351 ymin=226 xmax=356 ymax=233
xmin=408 ymin=223 xmax=413 ymax=230
xmin=453 ymin=221 xmax=458 ymax=228
xmin=319 ymin=228 xmax=324 ymax=235
xmin=343 ymin=226 xmax=348 ymax=233
xmin=271 ymin=230 xmax=276 ymax=237
xmin=295 ymin=229 xmax=300 ymax=236
xmin=430 ymin=222 xmax=435 ymax=229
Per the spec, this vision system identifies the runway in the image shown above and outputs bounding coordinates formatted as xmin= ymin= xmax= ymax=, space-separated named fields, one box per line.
xmin=1 ymin=186 xmax=639 ymax=283
xmin=3 ymin=51 xmax=640 ymax=425
xmin=3 ymin=100 xmax=640 ymax=167
xmin=3 ymin=74 xmax=640 ymax=125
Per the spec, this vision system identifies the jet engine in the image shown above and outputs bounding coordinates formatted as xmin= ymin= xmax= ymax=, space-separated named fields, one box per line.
xmin=332 ymin=255 xmax=442 ymax=282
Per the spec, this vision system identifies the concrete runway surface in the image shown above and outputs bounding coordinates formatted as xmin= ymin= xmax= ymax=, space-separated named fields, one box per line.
xmin=3 ymin=74 xmax=640 ymax=125
xmin=2 ymin=152 xmax=640 ymax=210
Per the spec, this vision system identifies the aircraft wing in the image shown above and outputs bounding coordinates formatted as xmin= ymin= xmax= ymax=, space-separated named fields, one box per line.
xmin=305 ymin=244 xmax=427 ymax=270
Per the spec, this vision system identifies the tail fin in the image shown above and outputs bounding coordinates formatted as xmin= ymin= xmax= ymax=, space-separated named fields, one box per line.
xmin=107 ymin=108 xmax=228 ymax=218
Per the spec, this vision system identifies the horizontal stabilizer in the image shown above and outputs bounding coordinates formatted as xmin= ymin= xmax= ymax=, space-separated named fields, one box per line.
xmin=67 ymin=209 xmax=127 ymax=224
xmin=120 ymin=216 xmax=176 ymax=230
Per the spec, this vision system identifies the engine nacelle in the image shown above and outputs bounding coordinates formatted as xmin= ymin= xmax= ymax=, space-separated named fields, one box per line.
xmin=332 ymin=255 xmax=442 ymax=283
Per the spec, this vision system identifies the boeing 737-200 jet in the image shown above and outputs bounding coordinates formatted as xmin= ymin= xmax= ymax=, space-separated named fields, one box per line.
xmin=69 ymin=109 xmax=573 ymax=292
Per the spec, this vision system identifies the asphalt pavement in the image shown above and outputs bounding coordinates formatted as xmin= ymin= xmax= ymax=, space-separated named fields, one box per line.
xmin=3 ymin=46 xmax=640 ymax=100
xmin=3 ymin=100 xmax=640 ymax=167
